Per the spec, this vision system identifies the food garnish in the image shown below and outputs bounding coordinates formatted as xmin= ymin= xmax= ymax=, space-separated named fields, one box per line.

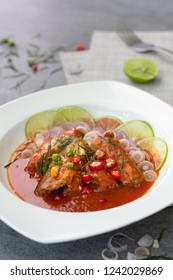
xmin=102 ymin=228 xmax=172 ymax=260
xmin=6 ymin=105 xmax=168 ymax=213
xmin=123 ymin=58 xmax=159 ymax=83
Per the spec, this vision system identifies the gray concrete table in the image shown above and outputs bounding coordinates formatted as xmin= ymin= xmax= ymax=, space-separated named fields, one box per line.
xmin=0 ymin=0 xmax=173 ymax=260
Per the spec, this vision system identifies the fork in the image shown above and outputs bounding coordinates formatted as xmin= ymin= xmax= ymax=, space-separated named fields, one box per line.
xmin=117 ymin=25 xmax=173 ymax=58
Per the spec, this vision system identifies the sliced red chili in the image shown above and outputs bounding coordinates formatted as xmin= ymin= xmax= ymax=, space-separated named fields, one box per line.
xmin=89 ymin=161 xmax=103 ymax=172
xmin=76 ymin=44 xmax=85 ymax=51
xmin=69 ymin=156 xmax=81 ymax=165
xmin=99 ymin=198 xmax=108 ymax=204
xmin=32 ymin=64 xmax=38 ymax=72
xmin=81 ymin=174 xmax=91 ymax=183
xmin=94 ymin=149 xmax=106 ymax=160
xmin=104 ymin=157 xmax=117 ymax=169
xmin=54 ymin=195 xmax=61 ymax=201
xmin=109 ymin=170 xmax=121 ymax=180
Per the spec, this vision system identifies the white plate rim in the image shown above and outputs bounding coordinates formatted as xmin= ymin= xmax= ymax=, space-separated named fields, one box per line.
xmin=0 ymin=80 xmax=173 ymax=243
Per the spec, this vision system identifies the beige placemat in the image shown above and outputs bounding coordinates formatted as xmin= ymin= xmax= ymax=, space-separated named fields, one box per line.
xmin=60 ymin=31 xmax=173 ymax=106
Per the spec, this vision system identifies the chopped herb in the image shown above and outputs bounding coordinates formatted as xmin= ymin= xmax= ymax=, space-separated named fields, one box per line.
xmin=121 ymin=150 xmax=125 ymax=169
xmin=158 ymin=228 xmax=166 ymax=242
xmin=8 ymin=41 xmax=15 ymax=47
xmin=10 ymin=75 xmax=29 ymax=90
xmin=28 ymin=57 xmax=38 ymax=67
xmin=145 ymin=255 xmax=173 ymax=260
xmin=54 ymin=137 xmax=73 ymax=147
xmin=52 ymin=153 xmax=60 ymax=162
xmin=66 ymin=148 xmax=74 ymax=157
xmin=81 ymin=156 xmax=95 ymax=170
xmin=1 ymin=38 xmax=9 ymax=44
xmin=50 ymin=67 xmax=62 ymax=75
xmin=99 ymin=135 xmax=116 ymax=147
xmin=37 ymin=145 xmax=52 ymax=175
xmin=42 ymin=165 xmax=48 ymax=174
xmin=35 ymin=80 xmax=47 ymax=91
xmin=78 ymin=143 xmax=94 ymax=155
xmin=4 ymin=157 xmax=18 ymax=168
xmin=3 ymin=72 xmax=27 ymax=79
xmin=67 ymin=162 xmax=74 ymax=169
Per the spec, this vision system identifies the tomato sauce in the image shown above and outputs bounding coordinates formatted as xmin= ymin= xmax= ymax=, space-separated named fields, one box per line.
xmin=7 ymin=151 xmax=153 ymax=212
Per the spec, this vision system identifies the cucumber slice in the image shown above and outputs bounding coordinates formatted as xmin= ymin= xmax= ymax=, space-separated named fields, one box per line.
xmin=118 ymin=120 xmax=154 ymax=141
xmin=94 ymin=116 xmax=122 ymax=130
xmin=57 ymin=106 xmax=95 ymax=127
xmin=137 ymin=137 xmax=168 ymax=170
xmin=25 ymin=110 xmax=66 ymax=139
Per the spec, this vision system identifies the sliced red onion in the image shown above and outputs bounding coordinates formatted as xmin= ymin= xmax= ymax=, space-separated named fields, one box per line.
xmin=91 ymin=127 xmax=105 ymax=134
xmin=68 ymin=64 xmax=83 ymax=75
xmin=131 ymin=151 xmax=145 ymax=163
xmin=61 ymin=122 xmax=74 ymax=130
xmin=134 ymin=246 xmax=150 ymax=259
xmin=21 ymin=149 xmax=33 ymax=159
xmin=127 ymin=252 xmax=138 ymax=260
xmin=101 ymin=249 xmax=118 ymax=260
xmin=138 ymin=160 xmax=154 ymax=172
xmin=27 ymin=143 xmax=37 ymax=152
xmin=143 ymin=150 xmax=151 ymax=161
xmin=108 ymin=242 xmax=128 ymax=254
xmin=143 ymin=170 xmax=157 ymax=182
xmin=48 ymin=126 xmax=65 ymax=138
xmin=103 ymin=130 xmax=116 ymax=138
xmin=128 ymin=139 xmax=137 ymax=147
xmin=34 ymin=136 xmax=45 ymax=147
xmin=115 ymin=129 xmax=126 ymax=140
xmin=119 ymin=139 xmax=130 ymax=150
xmin=72 ymin=121 xmax=91 ymax=132
xmin=32 ymin=130 xmax=48 ymax=139
xmin=138 ymin=234 xmax=154 ymax=247
xmin=107 ymin=233 xmax=135 ymax=253
xmin=128 ymin=146 xmax=140 ymax=156
xmin=84 ymin=130 xmax=100 ymax=145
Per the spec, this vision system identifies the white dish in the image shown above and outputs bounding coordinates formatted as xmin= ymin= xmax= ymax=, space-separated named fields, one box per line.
xmin=0 ymin=80 xmax=173 ymax=243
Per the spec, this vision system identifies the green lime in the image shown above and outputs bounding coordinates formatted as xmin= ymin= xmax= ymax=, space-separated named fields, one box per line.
xmin=25 ymin=110 xmax=65 ymax=139
xmin=118 ymin=120 xmax=154 ymax=141
xmin=123 ymin=58 xmax=159 ymax=83
xmin=94 ymin=116 xmax=122 ymax=130
xmin=56 ymin=106 xmax=95 ymax=127
xmin=137 ymin=137 xmax=168 ymax=170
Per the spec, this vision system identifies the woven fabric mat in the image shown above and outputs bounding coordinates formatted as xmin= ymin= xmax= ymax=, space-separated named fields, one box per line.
xmin=60 ymin=31 xmax=173 ymax=106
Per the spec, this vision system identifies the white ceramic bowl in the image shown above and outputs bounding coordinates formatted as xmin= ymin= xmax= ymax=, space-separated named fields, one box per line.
xmin=0 ymin=81 xmax=173 ymax=243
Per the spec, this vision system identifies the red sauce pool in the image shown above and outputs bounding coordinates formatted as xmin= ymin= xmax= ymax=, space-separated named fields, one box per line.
xmin=7 ymin=153 xmax=154 ymax=212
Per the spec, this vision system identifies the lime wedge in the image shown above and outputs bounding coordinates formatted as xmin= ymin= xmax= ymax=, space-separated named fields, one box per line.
xmin=57 ymin=106 xmax=95 ymax=127
xmin=118 ymin=120 xmax=154 ymax=141
xmin=25 ymin=110 xmax=66 ymax=139
xmin=123 ymin=58 xmax=159 ymax=83
xmin=137 ymin=137 xmax=168 ymax=170
xmin=94 ymin=116 xmax=122 ymax=130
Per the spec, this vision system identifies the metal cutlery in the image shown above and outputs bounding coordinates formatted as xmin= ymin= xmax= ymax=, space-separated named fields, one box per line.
xmin=117 ymin=24 xmax=173 ymax=58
